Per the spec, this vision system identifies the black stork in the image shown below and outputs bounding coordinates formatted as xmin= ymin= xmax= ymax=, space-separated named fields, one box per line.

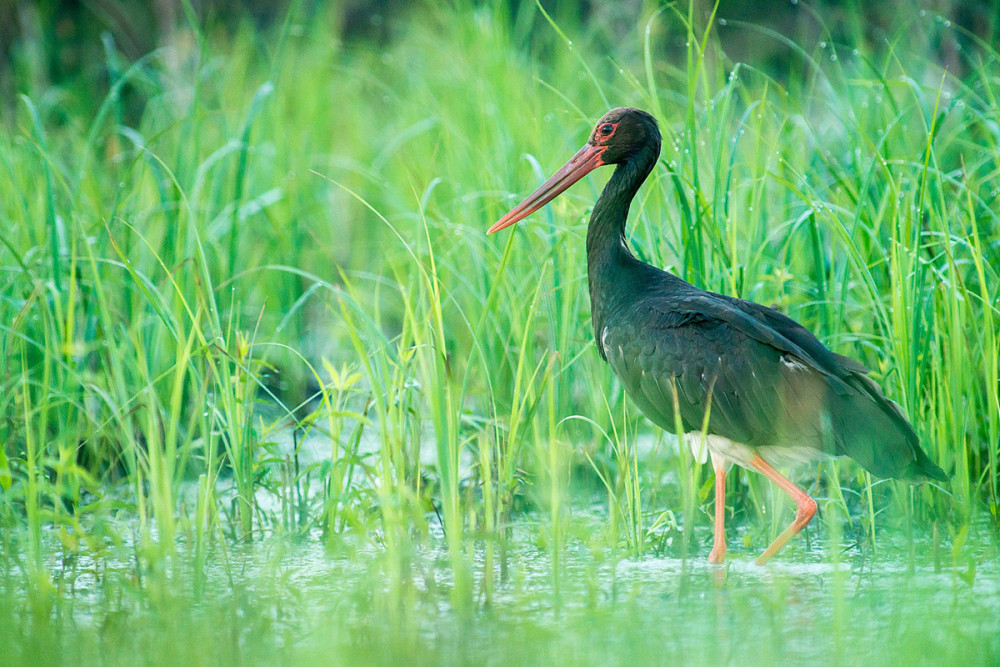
xmin=488 ymin=107 xmax=947 ymax=565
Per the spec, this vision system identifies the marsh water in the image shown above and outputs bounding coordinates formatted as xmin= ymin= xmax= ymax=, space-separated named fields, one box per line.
xmin=2 ymin=510 xmax=997 ymax=666
xmin=2 ymin=432 xmax=997 ymax=664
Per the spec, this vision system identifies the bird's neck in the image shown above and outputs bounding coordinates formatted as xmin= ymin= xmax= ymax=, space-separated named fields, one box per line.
xmin=586 ymin=156 xmax=654 ymax=331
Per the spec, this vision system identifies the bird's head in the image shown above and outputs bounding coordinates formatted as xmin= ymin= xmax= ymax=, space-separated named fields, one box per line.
xmin=488 ymin=107 xmax=660 ymax=234
xmin=586 ymin=107 xmax=661 ymax=166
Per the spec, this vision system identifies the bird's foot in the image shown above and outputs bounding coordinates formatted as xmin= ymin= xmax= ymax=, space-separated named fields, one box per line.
xmin=707 ymin=545 xmax=726 ymax=564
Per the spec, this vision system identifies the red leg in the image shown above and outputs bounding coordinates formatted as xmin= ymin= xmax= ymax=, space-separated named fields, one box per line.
xmin=750 ymin=455 xmax=818 ymax=565
xmin=708 ymin=464 xmax=727 ymax=563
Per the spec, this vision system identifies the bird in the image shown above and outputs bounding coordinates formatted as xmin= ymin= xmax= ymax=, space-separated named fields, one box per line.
xmin=488 ymin=107 xmax=947 ymax=565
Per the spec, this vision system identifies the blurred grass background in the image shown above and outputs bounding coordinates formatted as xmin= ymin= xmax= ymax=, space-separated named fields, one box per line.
xmin=0 ymin=1 xmax=998 ymax=660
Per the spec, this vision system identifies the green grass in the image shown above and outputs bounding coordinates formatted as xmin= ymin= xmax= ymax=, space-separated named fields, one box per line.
xmin=0 ymin=0 xmax=998 ymax=663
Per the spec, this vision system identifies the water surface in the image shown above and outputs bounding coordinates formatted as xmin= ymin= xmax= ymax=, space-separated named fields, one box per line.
xmin=2 ymin=519 xmax=996 ymax=666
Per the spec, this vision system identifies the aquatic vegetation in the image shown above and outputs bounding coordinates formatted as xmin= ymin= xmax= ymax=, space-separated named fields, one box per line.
xmin=0 ymin=1 xmax=997 ymax=663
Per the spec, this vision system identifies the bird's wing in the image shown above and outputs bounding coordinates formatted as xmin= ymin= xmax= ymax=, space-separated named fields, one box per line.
xmin=721 ymin=295 xmax=931 ymax=455
xmin=680 ymin=292 xmax=871 ymax=383
xmin=601 ymin=293 xmax=848 ymax=449
xmin=730 ymin=296 xmax=870 ymax=377
xmin=601 ymin=288 xmax=944 ymax=480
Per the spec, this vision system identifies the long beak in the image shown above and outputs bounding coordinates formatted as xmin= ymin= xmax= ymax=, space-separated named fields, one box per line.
xmin=487 ymin=143 xmax=607 ymax=234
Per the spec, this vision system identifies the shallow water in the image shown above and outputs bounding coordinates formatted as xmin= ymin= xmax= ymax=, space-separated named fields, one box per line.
xmin=1 ymin=517 xmax=997 ymax=666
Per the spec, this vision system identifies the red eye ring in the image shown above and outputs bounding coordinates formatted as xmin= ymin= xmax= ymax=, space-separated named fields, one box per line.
xmin=600 ymin=123 xmax=614 ymax=136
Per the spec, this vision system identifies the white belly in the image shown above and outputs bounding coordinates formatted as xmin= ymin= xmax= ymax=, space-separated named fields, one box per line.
xmin=685 ymin=432 xmax=827 ymax=472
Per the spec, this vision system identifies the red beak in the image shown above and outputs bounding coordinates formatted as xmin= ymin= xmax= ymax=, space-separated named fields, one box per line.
xmin=488 ymin=142 xmax=607 ymax=234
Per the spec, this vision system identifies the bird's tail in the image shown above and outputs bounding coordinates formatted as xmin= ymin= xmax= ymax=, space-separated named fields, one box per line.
xmin=902 ymin=446 xmax=949 ymax=483
xmin=834 ymin=373 xmax=948 ymax=483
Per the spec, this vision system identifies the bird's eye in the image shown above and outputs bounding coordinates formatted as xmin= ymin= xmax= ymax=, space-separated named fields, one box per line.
xmin=600 ymin=123 xmax=614 ymax=136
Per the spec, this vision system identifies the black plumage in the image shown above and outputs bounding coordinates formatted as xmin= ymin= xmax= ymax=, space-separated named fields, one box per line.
xmin=489 ymin=107 xmax=946 ymax=564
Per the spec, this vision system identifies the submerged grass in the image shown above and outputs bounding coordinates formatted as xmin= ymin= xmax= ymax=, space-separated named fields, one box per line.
xmin=0 ymin=0 xmax=998 ymax=662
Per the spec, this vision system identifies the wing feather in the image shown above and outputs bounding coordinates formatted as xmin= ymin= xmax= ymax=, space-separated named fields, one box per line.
xmin=603 ymin=294 xmax=838 ymax=452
